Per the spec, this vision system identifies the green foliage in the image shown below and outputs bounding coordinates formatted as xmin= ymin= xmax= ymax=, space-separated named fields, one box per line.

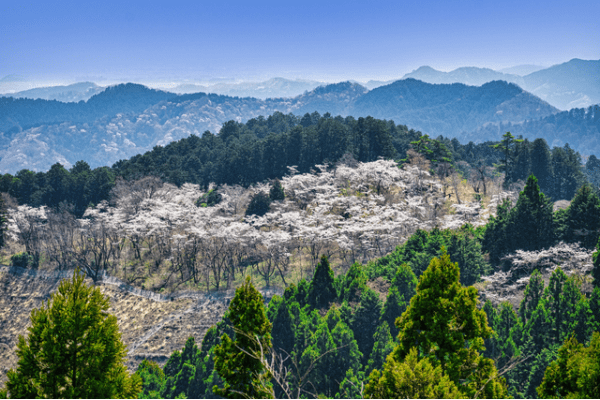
xmin=4 ymin=269 xmax=142 ymax=398
xmin=351 ymin=287 xmax=382 ymax=362
xmin=339 ymin=262 xmax=368 ymax=303
xmin=307 ymin=255 xmax=337 ymax=309
xmin=560 ymin=184 xmax=600 ymax=247
xmin=594 ymin=239 xmax=600 ymax=289
xmin=368 ymin=225 xmax=489 ymax=284
xmin=268 ymin=179 xmax=285 ymax=201
xmin=537 ymin=332 xmax=600 ymax=399
xmin=245 ymin=191 xmax=271 ymax=216
xmin=136 ymin=360 xmax=165 ymax=399
xmin=365 ymin=321 xmax=395 ymax=374
xmin=195 ymin=189 xmax=222 ymax=207
xmin=367 ymin=249 xmax=508 ymax=398
xmin=10 ymin=251 xmax=34 ymax=268
xmin=483 ymin=174 xmax=555 ymax=264
xmin=213 ymin=277 xmax=273 ymax=399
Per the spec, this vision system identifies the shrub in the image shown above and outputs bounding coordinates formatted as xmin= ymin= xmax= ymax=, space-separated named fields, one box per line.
xmin=245 ymin=192 xmax=271 ymax=216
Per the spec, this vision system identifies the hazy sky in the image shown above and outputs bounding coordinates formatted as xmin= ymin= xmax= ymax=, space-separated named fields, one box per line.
xmin=2 ymin=0 xmax=599 ymax=83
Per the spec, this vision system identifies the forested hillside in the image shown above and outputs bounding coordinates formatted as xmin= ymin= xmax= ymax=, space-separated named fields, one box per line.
xmin=0 ymin=113 xmax=591 ymax=219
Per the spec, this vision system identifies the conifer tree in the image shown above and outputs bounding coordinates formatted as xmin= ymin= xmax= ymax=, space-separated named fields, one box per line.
xmin=213 ymin=277 xmax=273 ymax=399
xmin=351 ymin=287 xmax=382 ymax=362
xmin=564 ymin=184 xmax=600 ymax=248
xmin=3 ymin=269 xmax=141 ymax=399
xmin=307 ymin=255 xmax=336 ymax=308
xmin=366 ymin=248 xmax=508 ymax=398
xmin=519 ymin=269 xmax=545 ymax=324
xmin=537 ymin=332 xmax=600 ymax=398
xmin=512 ymin=174 xmax=555 ymax=252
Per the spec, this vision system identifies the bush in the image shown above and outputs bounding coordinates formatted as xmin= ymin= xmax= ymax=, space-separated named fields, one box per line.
xmin=196 ymin=189 xmax=222 ymax=207
xmin=11 ymin=252 xmax=32 ymax=268
xmin=269 ymin=179 xmax=285 ymax=201
xmin=245 ymin=192 xmax=271 ymax=216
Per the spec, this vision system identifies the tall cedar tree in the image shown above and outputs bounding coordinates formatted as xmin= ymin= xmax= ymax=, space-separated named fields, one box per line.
xmin=2 ymin=269 xmax=141 ymax=398
xmin=366 ymin=248 xmax=508 ymax=399
xmin=307 ymin=255 xmax=336 ymax=308
xmin=512 ymin=174 xmax=555 ymax=252
xmin=213 ymin=277 xmax=273 ymax=399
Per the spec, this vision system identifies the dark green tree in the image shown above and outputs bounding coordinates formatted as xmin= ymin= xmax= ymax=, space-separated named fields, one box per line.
xmin=307 ymin=255 xmax=337 ymax=308
xmin=351 ymin=287 xmax=382 ymax=362
xmin=515 ymin=174 xmax=555 ymax=251
xmin=213 ymin=277 xmax=273 ymax=399
xmin=245 ymin=191 xmax=271 ymax=216
xmin=530 ymin=138 xmax=553 ymax=196
xmin=492 ymin=131 xmax=523 ymax=186
xmin=3 ymin=269 xmax=141 ymax=398
xmin=268 ymin=179 xmax=285 ymax=201
xmin=563 ymin=184 xmax=600 ymax=248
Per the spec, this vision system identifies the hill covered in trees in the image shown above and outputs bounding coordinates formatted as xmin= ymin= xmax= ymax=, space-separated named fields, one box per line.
xmin=0 ymin=112 xmax=591 ymax=219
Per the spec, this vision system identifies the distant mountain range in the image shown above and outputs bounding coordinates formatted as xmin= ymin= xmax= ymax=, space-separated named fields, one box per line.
xmin=1 ymin=58 xmax=598 ymax=110
xmin=401 ymin=59 xmax=600 ymax=110
xmin=0 ymin=78 xmax=575 ymax=173
xmin=1 ymin=82 xmax=105 ymax=103
xmin=170 ymin=77 xmax=322 ymax=99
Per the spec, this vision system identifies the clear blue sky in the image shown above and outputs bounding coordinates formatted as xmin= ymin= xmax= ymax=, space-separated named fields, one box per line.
xmin=2 ymin=0 xmax=599 ymax=83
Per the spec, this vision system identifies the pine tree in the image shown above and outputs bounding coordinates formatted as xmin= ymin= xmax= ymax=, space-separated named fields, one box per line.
xmin=3 ymin=269 xmax=141 ymax=398
xmin=213 ymin=277 xmax=273 ymax=399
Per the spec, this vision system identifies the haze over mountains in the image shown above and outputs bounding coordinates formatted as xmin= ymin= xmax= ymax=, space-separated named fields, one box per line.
xmin=2 ymin=58 xmax=598 ymax=109
xmin=0 ymin=58 xmax=598 ymax=174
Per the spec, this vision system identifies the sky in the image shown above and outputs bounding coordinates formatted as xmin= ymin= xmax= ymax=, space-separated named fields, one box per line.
xmin=1 ymin=0 xmax=599 ymax=85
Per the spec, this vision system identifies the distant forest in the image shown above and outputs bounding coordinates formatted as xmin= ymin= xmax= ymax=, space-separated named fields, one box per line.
xmin=0 ymin=111 xmax=596 ymax=216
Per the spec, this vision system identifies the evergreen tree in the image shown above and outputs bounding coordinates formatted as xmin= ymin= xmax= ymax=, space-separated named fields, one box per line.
xmin=519 ymin=269 xmax=545 ymax=325
xmin=271 ymin=300 xmax=294 ymax=357
xmin=339 ymin=262 xmax=367 ymax=303
xmin=512 ymin=174 xmax=555 ymax=252
xmin=3 ymin=269 xmax=141 ymax=398
xmin=213 ymin=277 xmax=273 ymax=399
xmin=245 ymin=191 xmax=271 ymax=216
xmin=492 ymin=131 xmax=523 ymax=186
xmin=365 ymin=321 xmax=395 ymax=373
xmin=529 ymin=138 xmax=553 ymax=196
xmin=380 ymin=286 xmax=408 ymax=339
xmin=269 ymin=179 xmax=285 ymax=201
xmin=136 ymin=360 xmax=165 ymax=399
xmin=351 ymin=287 xmax=382 ymax=362
xmin=564 ymin=184 xmax=600 ymax=248
xmin=537 ymin=332 xmax=600 ymax=398
xmin=545 ymin=268 xmax=568 ymax=345
xmin=307 ymin=255 xmax=336 ymax=308
xmin=366 ymin=249 xmax=508 ymax=398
